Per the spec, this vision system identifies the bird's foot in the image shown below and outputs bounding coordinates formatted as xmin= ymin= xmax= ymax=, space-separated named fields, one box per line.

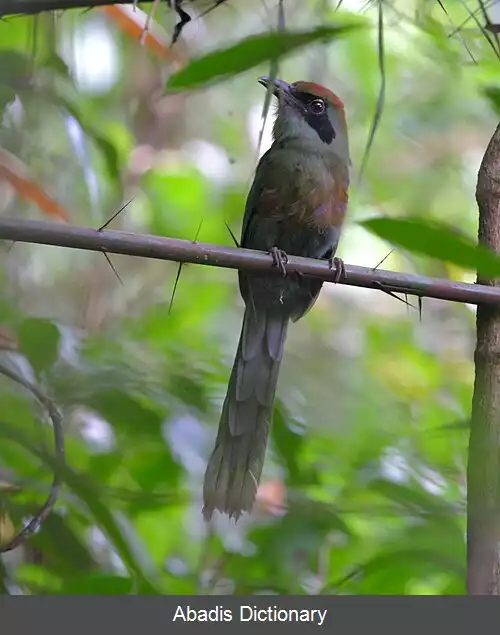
xmin=269 ymin=246 xmax=288 ymax=277
xmin=328 ymin=256 xmax=346 ymax=283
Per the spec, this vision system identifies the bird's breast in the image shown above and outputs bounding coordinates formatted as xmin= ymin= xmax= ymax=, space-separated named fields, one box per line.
xmin=280 ymin=153 xmax=349 ymax=231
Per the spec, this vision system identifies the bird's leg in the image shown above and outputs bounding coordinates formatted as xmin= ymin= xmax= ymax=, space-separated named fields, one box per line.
xmin=328 ymin=256 xmax=346 ymax=283
xmin=269 ymin=246 xmax=288 ymax=277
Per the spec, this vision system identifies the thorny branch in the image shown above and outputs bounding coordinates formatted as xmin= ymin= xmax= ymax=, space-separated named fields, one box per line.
xmin=0 ymin=0 xmax=154 ymax=13
xmin=1 ymin=217 xmax=500 ymax=306
xmin=0 ymin=364 xmax=64 ymax=553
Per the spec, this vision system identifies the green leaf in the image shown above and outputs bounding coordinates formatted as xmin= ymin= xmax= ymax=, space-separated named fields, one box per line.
xmin=272 ymin=405 xmax=315 ymax=486
xmin=88 ymin=389 xmax=163 ymax=439
xmin=484 ymin=86 xmax=500 ymax=116
xmin=0 ymin=420 xmax=162 ymax=592
xmin=31 ymin=513 xmax=95 ymax=575
xmin=42 ymin=53 xmax=72 ymax=79
xmin=0 ymin=50 xmax=29 ymax=88
xmin=362 ymin=217 xmax=500 ymax=276
xmin=166 ymin=24 xmax=359 ymax=91
xmin=128 ymin=445 xmax=181 ymax=491
xmin=55 ymin=573 xmax=133 ymax=595
xmin=54 ymin=94 xmax=121 ymax=183
xmin=18 ymin=318 xmax=61 ymax=375
xmin=368 ymin=478 xmax=456 ymax=518
xmin=334 ymin=549 xmax=458 ymax=594
xmin=0 ymin=85 xmax=16 ymax=111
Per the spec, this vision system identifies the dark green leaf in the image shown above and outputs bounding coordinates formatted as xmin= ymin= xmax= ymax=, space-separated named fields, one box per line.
xmin=31 ymin=513 xmax=95 ymax=575
xmin=88 ymin=389 xmax=163 ymax=439
xmin=169 ymin=373 xmax=210 ymax=412
xmin=362 ymin=217 xmax=500 ymax=276
xmin=18 ymin=318 xmax=61 ymax=375
xmin=272 ymin=404 xmax=312 ymax=486
xmin=166 ymin=24 xmax=359 ymax=91
xmin=243 ymin=499 xmax=351 ymax=585
xmin=0 ymin=50 xmax=30 ymax=89
xmin=484 ymin=86 xmax=500 ymax=116
xmin=0 ymin=420 xmax=162 ymax=592
xmin=128 ymin=445 xmax=181 ymax=491
xmin=333 ymin=549 xmax=458 ymax=594
xmin=54 ymin=573 xmax=133 ymax=595
xmin=368 ymin=478 xmax=457 ymax=518
xmin=0 ymin=85 xmax=16 ymax=111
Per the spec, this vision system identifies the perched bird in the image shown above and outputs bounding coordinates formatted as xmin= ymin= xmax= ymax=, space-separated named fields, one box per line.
xmin=203 ymin=77 xmax=350 ymax=521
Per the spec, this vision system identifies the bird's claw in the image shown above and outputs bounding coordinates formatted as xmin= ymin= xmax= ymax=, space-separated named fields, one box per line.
xmin=329 ymin=256 xmax=346 ymax=283
xmin=270 ymin=246 xmax=288 ymax=277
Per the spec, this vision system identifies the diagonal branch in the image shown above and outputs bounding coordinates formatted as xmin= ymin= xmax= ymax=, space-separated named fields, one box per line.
xmin=0 ymin=217 xmax=499 ymax=306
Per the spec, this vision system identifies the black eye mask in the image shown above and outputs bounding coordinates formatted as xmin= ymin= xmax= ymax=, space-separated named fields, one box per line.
xmin=292 ymin=91 xmax=336 ymax=145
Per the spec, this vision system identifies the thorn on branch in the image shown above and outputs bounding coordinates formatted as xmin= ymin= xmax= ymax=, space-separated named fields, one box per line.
xmin=102 ymin=251 xmax=123 ymax=285
xmin=224 ymin=222 xmax=240 ymax=248
xmin=168 ymin=262 xmax=183 ymax=315
xmin=193 ymin=218 xmax=204 ymax=244
xmin=372 ymin=280 xmax=416 ymax=310
xmin=372 ymin=249 xmax=394 ymax=272
xmin=98 ymin=199 xmax=134 ymax=232
xmin=168 ymin=218 xmax=204 ymax=315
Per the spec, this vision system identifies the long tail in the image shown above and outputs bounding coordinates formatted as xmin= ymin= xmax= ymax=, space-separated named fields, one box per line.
xmin=203 ymin=307 xmax=289 ymax=521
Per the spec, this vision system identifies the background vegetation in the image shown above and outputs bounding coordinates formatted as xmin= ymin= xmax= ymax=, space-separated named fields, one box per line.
xmin=0 ymin=0 xmax=498 ymax=594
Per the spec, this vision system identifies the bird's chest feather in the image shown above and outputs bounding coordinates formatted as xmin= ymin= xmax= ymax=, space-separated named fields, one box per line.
xmin=292 ymin=169 xmax=348 ymax=231
xmin=261 ymin=154 xmax=348 ymax=233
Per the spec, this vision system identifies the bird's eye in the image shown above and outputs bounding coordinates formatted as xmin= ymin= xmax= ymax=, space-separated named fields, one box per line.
xmin=309 ymin=99 xmax=325 ymax=115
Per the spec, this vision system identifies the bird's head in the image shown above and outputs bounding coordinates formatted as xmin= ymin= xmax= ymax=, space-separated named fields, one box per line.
xmin=258 ymin=77 xmax=349 ymax=164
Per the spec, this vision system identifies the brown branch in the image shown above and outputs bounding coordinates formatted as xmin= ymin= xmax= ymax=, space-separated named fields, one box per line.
xmin=0 ymin=217 xmax=499 ymax=306
xmin=0 ymin=0 xmax=153 ymax=14
xmin=467 ymin=121 xmax=500 ymax=594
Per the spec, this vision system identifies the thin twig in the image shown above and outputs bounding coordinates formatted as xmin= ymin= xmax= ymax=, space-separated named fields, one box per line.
xmin=358 ymin=0 xmax=386 ymax=181
xmin=141 ymin=0 xmax=160 ymax=46
xmin=454 ymin=0 xmax=500 ymax=60
xmin=256 ymin=0 xmax=285 ymax=159
xmin=0 ymin=364 xmax=64 ymax=553
xmin=477 ymin=0 xmax=500 ymax=53
xmin=0 ymin=217 xmax=500 ymax=305
xmin=436 ymin=0 xmax=476 ymax=64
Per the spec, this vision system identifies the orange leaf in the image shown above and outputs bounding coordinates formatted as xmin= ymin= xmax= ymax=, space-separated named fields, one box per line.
xmin=101 ymin=5 xmax=185 ymax=65
xmin=0 ymin=164 xmax=70 ymax=222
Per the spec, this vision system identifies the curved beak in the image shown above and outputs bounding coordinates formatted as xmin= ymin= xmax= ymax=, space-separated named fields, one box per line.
xmin=258 ymin=76 xmax=292 ymax=97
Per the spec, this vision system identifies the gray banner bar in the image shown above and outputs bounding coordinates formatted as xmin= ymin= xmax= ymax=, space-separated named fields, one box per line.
xmin=0 ymin=595 xmax=490 ymax=633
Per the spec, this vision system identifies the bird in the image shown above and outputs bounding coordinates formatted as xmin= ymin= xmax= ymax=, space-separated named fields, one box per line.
xmin=202 ymin=77 xmax=350 ymax=521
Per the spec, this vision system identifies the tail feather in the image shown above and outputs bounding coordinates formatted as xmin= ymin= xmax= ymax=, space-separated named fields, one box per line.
xmin=202 ymin=308 xmax=289 ymax=521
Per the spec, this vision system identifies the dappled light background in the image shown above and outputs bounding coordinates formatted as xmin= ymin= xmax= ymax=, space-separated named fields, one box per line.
xmin=0 ymin=0 xmax=497 ymax=594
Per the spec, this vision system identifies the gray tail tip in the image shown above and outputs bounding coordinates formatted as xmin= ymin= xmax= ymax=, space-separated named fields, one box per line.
xmin=202 ymin=502 xmax=246 ymax=523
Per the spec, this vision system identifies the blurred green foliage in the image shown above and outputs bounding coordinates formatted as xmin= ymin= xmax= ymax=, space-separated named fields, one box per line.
xmin=0 ymin=0 xmax=496 ymax=595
